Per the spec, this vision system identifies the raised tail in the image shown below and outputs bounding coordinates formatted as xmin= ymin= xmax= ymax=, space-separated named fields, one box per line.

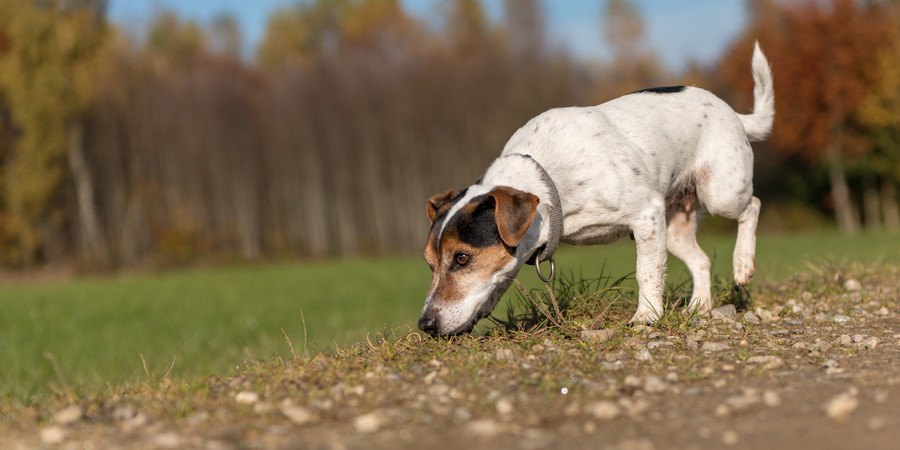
xmin=738 ymin=41 xmax=774 ymax=142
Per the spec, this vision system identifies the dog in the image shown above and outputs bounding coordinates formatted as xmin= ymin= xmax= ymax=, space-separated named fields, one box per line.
xmin=418 ymin=43 xmax=774 ymax=336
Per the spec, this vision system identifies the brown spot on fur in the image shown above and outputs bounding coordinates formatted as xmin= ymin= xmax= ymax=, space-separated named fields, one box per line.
xmin=426 ymin=188 xmax=464 ymax=223
xmin=426 ymin=228 xmax=514 ymax=306
xmin=489 ymin=186 xmax=539 ymax=247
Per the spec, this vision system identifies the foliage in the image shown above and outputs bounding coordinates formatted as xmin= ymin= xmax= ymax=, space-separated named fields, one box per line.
xmin=0 ymin=0 xmax=107 ymax=265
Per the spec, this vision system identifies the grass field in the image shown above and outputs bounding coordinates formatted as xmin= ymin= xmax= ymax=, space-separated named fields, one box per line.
xmin=1 ymin=229 xmax=897 ymax=402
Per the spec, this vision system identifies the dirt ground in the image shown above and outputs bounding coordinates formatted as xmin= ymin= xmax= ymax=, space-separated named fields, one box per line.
xmin=1 ymin=264 xmax=898 ymax=449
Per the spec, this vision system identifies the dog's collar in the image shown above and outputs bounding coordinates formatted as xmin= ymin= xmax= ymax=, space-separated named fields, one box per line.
xmin=510 ymin=154 xmax=563 ymax=266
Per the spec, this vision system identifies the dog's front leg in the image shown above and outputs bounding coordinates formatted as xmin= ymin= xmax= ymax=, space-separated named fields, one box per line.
xmin=629 ymin=198 xmax=668 ymax=324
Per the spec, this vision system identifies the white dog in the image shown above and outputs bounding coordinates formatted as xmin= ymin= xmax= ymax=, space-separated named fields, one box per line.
xmin=419 ymin=43 xmax=774 ymax=336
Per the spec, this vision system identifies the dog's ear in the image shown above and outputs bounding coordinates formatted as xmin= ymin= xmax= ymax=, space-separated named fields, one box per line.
xmin=426 ymin=189 xmax=464 ymax=223
xmin=488 ymin=186 xmax=540 ymax=247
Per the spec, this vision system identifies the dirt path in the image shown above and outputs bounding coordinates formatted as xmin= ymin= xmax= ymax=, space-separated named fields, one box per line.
xmin=2 ymin=265 xmax=898 ymax=449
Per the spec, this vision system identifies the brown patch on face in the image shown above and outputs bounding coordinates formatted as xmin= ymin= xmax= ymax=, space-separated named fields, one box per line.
xmin=426 ymin=230 xmax=515 ymax=307
xmin=488 ymin=186 xmax=539 ymax=247
xmin=426 ymin=189 xmax=464 ymax=223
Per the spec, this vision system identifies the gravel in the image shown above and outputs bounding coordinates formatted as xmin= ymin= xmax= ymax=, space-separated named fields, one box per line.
xmin=824 ymin=391 xmax=859 ymax=421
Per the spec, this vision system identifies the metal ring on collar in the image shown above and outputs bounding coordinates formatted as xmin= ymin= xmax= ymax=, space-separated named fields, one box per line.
xmin=535 ymin=256 xmax=555 ymax=283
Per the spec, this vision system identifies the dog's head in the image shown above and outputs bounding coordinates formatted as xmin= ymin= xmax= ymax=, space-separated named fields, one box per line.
xmin=418 ymin=185 xmax=540 ymax=336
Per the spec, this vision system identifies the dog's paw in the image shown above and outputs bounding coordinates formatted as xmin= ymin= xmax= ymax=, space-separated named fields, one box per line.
xmin=687 ymin=298 xmax=713 ymax=315
xmin=733 ymin=255 xmax=756 ymax=286
xmin=628 ymin=310 xmax=661 ymax=325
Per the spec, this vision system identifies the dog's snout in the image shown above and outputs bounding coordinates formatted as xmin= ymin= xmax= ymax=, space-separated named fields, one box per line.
xmin=417 ymin=315 xmax=439 ymax=335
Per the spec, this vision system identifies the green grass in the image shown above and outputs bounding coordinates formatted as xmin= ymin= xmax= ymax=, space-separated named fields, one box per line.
xmin=0 ymin=229 xmax=897 ymax=402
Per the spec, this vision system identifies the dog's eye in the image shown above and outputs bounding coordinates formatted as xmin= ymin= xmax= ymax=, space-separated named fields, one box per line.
xmin=454 ymin=253 xmax=470 ymax=266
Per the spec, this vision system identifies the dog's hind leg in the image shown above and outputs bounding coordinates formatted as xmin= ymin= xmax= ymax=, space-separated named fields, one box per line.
xmin=733 ymin=196 xmax=761 ymax=286
xmin=666 ymin=196 xmax=712 ymax=314
xmin=629 ymin=195 xmax=668 ymax=324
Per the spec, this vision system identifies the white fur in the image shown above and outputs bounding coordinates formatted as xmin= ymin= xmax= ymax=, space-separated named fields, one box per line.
xmin=429 ymin=44 xmax=774 ymax=330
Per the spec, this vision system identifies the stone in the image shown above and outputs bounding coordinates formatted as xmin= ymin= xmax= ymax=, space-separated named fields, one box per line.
xmin=701 ymin=341 xmax=729 ymax=352
xmin=743 ymin=311 xmax=760 ymax=324
xmin=354 ymin=411 xmax=388 ymax=433
xmin=494 ymin=348 xmax=515 ymax=361
xmin=587 ymin=401 xmax=620 ymax=420
xmin=643 ymin=375 xmax=667 ymax=394
xmin=581 ymin=329 xmax=616 ymax=344
xmin=152 ymin=432 xmax=182 ymax=449
xmin=712 ymin=304 xmax=737 ymax=320
xmin=40 ymin=426 xmax=66 ymax=444
xmin=722 ymin=430 xmax=739 ymax=446
xmin=495 ymin=398 xmax=514 ymax=416
xmin=835 ymin=334 xmax=852 ymax=346
xmin=634 ymin=348 xmax=653 ymax=362
xmin=862 ymin=337 xmax=880 ymax=350
xmin=824 ymin=392 xmax=858 ymax=421
xmin=52 ymin=405 xmax=82 ymax=425
xmin=832 ymin=315 xmax=850 ymax=324
xmin=467 ymin=419 xmax=501 ymax=437
xmin=279 ymin=401 xmax=317 ymax=425
xmin=234 ymin=391 xmax=259 ymax=404
xmin=746 ymin=355 xmax=784 ymax=369
xmin=843 ymin=279 xmax=861 ymax=292
xmin=763 ymin=390 xmax=781 ymax=407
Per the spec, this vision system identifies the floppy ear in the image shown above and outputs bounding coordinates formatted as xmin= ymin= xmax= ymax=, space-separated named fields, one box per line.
xmin=426 ymin=189 xmax=464 ymax=223
xmin=488 ymin=186 xmax=540 ymax=247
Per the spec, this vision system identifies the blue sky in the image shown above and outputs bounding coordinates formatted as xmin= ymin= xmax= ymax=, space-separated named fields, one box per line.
xmin=108 ymin=0 xmax=747 ymax=70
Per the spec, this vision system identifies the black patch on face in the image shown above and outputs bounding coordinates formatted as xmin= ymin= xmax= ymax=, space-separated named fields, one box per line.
xmin=453 ymin=196 xmax=502 ymax=248
xmin=630 ymin=85 xmax=686 ymax=95
xmin=429 ymin=189 xmax=468 ymax=232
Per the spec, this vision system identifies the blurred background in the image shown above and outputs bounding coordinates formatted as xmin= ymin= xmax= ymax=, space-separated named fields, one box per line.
xmin=1 ymin=0 xmax=899 ymax=400
xmin=0 ymin=0 xmax=896 ymax=271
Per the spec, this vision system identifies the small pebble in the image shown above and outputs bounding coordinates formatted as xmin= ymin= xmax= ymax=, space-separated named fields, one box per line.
xmin=843 ymin=279 xmax=861 ymax=292
xmin=722 ymin=430 xmax=739 ymax=446
xmin=833 ymin=315 xmax=850 ymax=324
xmin=763 ymin=390 xmax=781 ymax=407
xmin=467 ymin=419 xmax=501 ymax=437
xmin=234 ymin=391 xmax=259 ymax=404
xmin=712 ymin=304 xmax=737 ymax=320
xmin=52 ymin=405 xmax=82 ymax=425
xmin=635 ymin=348 xmax=653 ymax=362
xmin=581 ymin=329 xmax=615 ymax=344
xmin=152 ymin=432 xmax=182 ymax=449
xmin=495 ymin=398 xmax=514 ymax=416
xmin=643 ymin=375 xmax=666 ymax=394
xmin=354 ymin=411 xmax=388 ymax=433
xmin=587 ymin=401 xmax=621 ymax=420
xmin=40 ymin=426 xmax=66 ymax=444
xmin=279 ymin=401 xmax=317 ymax=425
xmin=701 ymin=341 xmax=729 ymax=352
xmin=862 ymin=337 xmax=880 ymax=350
xmin=824 ymin=392 xmax=858 ymax=421
xmin=835 ymin=334 xmax=852 ymax=346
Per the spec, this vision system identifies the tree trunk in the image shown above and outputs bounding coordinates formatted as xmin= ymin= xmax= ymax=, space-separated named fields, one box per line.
xmin=824 ymin=140 xmax=859 ymax=234
xmin=68 ymin=122 xmax=108 ymax=263
xmin=862 ymin=175 xmax=881 ymax=230
xmin=883 ymin=179 xmax=900 ymax=231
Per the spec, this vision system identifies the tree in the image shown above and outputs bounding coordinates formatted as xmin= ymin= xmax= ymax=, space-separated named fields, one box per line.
xmin=599 ymin=0 xmax=664 ymax=96
xmin=503 ymin=0 xmax=544 ymax=62
xmin=716 ymin=0 xmax=890 ymax=233
xmin=858 ymin=4 xmax=900 ymax=231
xmin=257 ymin=0 xmax=352 ymax=71
xmin=0 ymin=0 xmax=109 ymax=265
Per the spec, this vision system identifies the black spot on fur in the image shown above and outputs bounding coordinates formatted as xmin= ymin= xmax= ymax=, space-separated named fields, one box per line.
xmin=450 ymin=196 xmax=503 ymax=248
xmin=703 ymin=113 xmax=709 ymax=119
xmin=430 ymin=189 xmax=468 ymax=229
xmin=631 ymin=167 xmax=641 ymax=176
xmin=631 ymin=85 xmax=686 ymax=95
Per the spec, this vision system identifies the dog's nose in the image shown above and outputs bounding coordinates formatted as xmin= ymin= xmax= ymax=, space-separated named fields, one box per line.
xmin=417 ymin=315 xmax=439 ymax=335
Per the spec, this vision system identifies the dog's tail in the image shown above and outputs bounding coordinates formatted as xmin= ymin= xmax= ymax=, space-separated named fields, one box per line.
xmin=738 ymin=41 xmax=774 ymax=142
